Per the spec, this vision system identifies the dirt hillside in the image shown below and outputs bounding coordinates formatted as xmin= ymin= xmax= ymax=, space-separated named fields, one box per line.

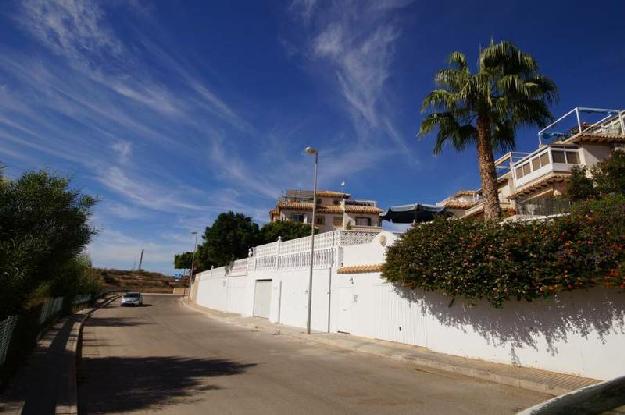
xmin=94 ymin=268 xmax=187 ymax=293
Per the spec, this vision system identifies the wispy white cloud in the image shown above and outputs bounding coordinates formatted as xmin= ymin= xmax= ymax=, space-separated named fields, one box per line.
xmin=18 ymin=0 xmax=123 ymax=64
xmin=1 ymin=0 xmax=418 ymax=274
xmin=292 ymin=0 xmax=413 ymax=153
xmin=290 ymin=0 xmax=318 ymax=21
xmin=111 ymin=140 xmax=132 ymax=163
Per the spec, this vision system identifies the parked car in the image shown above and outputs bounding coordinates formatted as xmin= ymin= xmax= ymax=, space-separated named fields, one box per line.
xmin=121 ymin=292 xmax=143 ymax=306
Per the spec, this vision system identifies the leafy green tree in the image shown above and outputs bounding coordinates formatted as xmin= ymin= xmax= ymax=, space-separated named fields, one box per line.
xmin=174 ymin=252 xmax=193 ymax=269
xmin=201 ymin=212 xmax=259 ymax=267
xmin=566 ymin=167 xmax=598 ymax=202
xmin=420 ymin=40 xmax=558 ymax=219
xmin=259 ymin=221 xmax=314 ymax=244
xmin=0 ymin=171 xmax=96 ymax=318
xmin=592 ymin=150 xmax=625 ymax=196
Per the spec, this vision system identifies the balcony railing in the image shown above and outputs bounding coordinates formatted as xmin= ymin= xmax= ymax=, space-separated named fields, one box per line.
xmin=512 ymin=145 xmax=580 ymax=188
xmin=538 ymin=107 xmax=625 ymax=145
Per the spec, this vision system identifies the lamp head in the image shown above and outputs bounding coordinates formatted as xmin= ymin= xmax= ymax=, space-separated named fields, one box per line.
xmin=304 ymin=146 xmax=317 ymax=155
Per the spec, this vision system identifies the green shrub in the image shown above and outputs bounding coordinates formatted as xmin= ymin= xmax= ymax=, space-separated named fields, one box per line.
xmin=0 ymin=171 xmax=96 ymax=319
xmin=382 ymin=195 xmax=625 ymax=307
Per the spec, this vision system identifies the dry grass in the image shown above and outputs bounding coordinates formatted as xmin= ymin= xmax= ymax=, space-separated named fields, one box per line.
xmin=94 ymin=268 xmax=186 ymax=293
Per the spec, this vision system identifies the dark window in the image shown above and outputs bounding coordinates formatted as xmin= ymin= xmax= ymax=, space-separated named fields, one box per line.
xmin=290 ymin=214 xmax=305 ymax=223
xmin=355 ymin=217 xmax=371 ymax=226
xmin=315 ymin=216 xmax=325 ymax=225
xmin=566 ymin=151 xmax=580 ymax=164
xmin=124 ymin=293 xmax=140 ymax=298
xmin=552 ymin=150 xmax=566 ymax=164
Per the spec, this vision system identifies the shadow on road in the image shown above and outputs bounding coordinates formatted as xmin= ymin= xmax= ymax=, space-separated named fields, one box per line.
xmin=85 ymin=316 xmax=151 ymax=328
xmin=78 ymin=356 xmax=256 ymax=413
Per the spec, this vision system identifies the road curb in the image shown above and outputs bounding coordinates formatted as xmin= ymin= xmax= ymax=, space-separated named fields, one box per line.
xmin=54 ymin=295 xmax=118 ymax=415
xmin=517 ymin=376 xmax=625 ymax=415
xmin=180 ymin=298 xmax=597 ymax=397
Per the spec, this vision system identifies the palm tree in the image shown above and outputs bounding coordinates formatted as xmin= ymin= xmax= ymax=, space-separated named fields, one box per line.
xmin=420 ymin=40 xmax=558 ymax=220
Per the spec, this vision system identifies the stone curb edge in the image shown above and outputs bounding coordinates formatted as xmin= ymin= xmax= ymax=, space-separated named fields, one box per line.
xmin=54 ymin=295 xmax=118 ymax=415
xmin=517 ymin=376 xmax=625 ymax=415
xmin=179 ymin=298 xmax=592 ymax=397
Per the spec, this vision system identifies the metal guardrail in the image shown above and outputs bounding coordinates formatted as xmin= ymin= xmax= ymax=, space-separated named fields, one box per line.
xmin=0 ymin=315 xmax=18 ymax=366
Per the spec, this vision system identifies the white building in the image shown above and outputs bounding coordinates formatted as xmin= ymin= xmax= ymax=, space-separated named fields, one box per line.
xmin=269 ymin=189 xmax=382 ymax=233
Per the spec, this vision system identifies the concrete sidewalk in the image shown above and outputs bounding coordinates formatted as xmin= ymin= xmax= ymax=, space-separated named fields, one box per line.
xmin=0 ymin=315 xmax=80 ymax=415
xmin=182 ymin=298 xmax=599 ymax=397
xmin=0 ymin=296 xmax=114 ymax=415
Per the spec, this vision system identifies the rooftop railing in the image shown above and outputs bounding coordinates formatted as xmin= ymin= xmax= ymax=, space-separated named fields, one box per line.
xmin=538 ymin=107 xmax=625 ymax=145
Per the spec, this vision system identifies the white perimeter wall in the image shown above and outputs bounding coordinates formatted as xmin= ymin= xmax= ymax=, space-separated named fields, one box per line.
xmin=193 ymin=233 xmax=625 ymax=380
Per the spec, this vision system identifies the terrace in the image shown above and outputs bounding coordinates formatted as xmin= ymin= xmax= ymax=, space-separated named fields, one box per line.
xmin=539 ymin=107 xmax=625 ymax=145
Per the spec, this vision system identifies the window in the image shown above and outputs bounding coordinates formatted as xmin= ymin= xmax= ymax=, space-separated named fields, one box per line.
xmin=515 ymin=166 xmax=524 ymax=178
xmin=333 ymin=199 xmax=340 ymax=205
xmin=566 ymin=151 xmax=580 ymax=164
xmin=289 ymin=214 xmax=305 ymax=223
xmin=355 ymin=217 xmax=371 ymax=226
xmin=539 ymin=152 xmax=550 ymax=167
xmin=552 ymin=150 xmax=566 ymax=164
xmin=522 ymin=163 xmax=531 ymax=175
xmin=532 ymin=157 xmax=541 ymax=171
xmin=315 ymin=216 xmax=325 ymax=225
xmin=316 ymin=198 xmax=323 ymax=205
xmin=333 ymin=216 xmax=343 ymax=226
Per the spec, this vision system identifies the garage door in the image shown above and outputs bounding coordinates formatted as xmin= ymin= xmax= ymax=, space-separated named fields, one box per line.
xmin=253 ymin=280 xmax=272 ymax=318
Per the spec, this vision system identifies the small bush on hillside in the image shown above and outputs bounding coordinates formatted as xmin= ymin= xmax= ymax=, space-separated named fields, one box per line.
xmin=382 ymin=195 xmax=625 ymax=307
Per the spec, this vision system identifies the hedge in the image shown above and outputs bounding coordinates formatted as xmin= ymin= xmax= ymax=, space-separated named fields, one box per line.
xmin=382 ymin=195 xmax=625 ymax=307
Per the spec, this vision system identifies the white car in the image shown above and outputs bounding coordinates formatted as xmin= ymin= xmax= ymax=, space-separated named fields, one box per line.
xmin=121 ymin=292 xmax=143 ymax=306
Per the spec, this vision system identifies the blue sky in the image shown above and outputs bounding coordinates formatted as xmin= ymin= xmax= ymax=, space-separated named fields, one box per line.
xmin=1 ymin=0 xmax=623 ymax=274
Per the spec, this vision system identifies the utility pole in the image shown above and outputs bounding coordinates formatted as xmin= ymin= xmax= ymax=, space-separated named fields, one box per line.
xmin=138 ymin=249 xmax=144 ymax=270
xmin=189 ymin=232 xmax=198 ymax=297
xmin=305 ymin=146 xmax=318 ymax=335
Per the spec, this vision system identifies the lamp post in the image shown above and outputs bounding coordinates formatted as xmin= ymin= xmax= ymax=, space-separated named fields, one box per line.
xmin=305 ymin=146 xmax=318 ymax=334
xmin=189 ymin=231 xmax=198 ymax=297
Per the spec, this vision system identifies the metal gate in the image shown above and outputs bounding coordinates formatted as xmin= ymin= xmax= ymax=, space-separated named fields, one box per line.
xmin=253 ymin=280 xmax=272 ymax=318
xmin=337 ymin=286 xmax=353 ymax=333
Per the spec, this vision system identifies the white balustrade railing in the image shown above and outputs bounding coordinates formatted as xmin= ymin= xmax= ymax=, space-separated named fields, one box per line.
xmin=197 ymin=230 xmax=380 ymax=278
xmin=229 ymin=258 xmax=248 ymax=276
xmin=249 ymin=230 xmax=379 ymax=271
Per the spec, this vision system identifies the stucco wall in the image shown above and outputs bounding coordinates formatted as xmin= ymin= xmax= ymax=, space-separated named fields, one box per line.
xmin=193 ymin=233 xmax=625 ymax=380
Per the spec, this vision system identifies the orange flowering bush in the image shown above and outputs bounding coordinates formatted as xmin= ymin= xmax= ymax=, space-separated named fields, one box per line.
xmin=382 ymin=195 xmax=625 ymax=307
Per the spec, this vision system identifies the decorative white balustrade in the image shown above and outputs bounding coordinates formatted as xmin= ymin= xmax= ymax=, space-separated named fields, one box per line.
xmin=228 ymin=258 xmax=248 ymax=276
xmin=196 ymin=230 xmax=380 ymax=280
xmin=249 ymin=230 xmax=380 ymax=272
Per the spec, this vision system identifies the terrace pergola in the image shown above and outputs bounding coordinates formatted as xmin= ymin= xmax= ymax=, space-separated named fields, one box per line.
xmin=380 ymin=204 xmax=448 ymax=224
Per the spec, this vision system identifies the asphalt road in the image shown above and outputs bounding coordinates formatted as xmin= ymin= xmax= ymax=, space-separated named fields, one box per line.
xmin=78 ymin=294 xmax=549 ymax=414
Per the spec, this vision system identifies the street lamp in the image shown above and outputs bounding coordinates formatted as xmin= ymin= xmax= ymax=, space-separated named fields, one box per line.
xmin=189 ymin=231 xmax=198 ymax=297
xmin=305 ymin=146 xmax=318 ymax=334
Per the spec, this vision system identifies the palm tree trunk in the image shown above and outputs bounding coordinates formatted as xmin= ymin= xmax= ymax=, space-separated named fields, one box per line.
xmin=476 ymin=116 xmax=502 ymax=220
